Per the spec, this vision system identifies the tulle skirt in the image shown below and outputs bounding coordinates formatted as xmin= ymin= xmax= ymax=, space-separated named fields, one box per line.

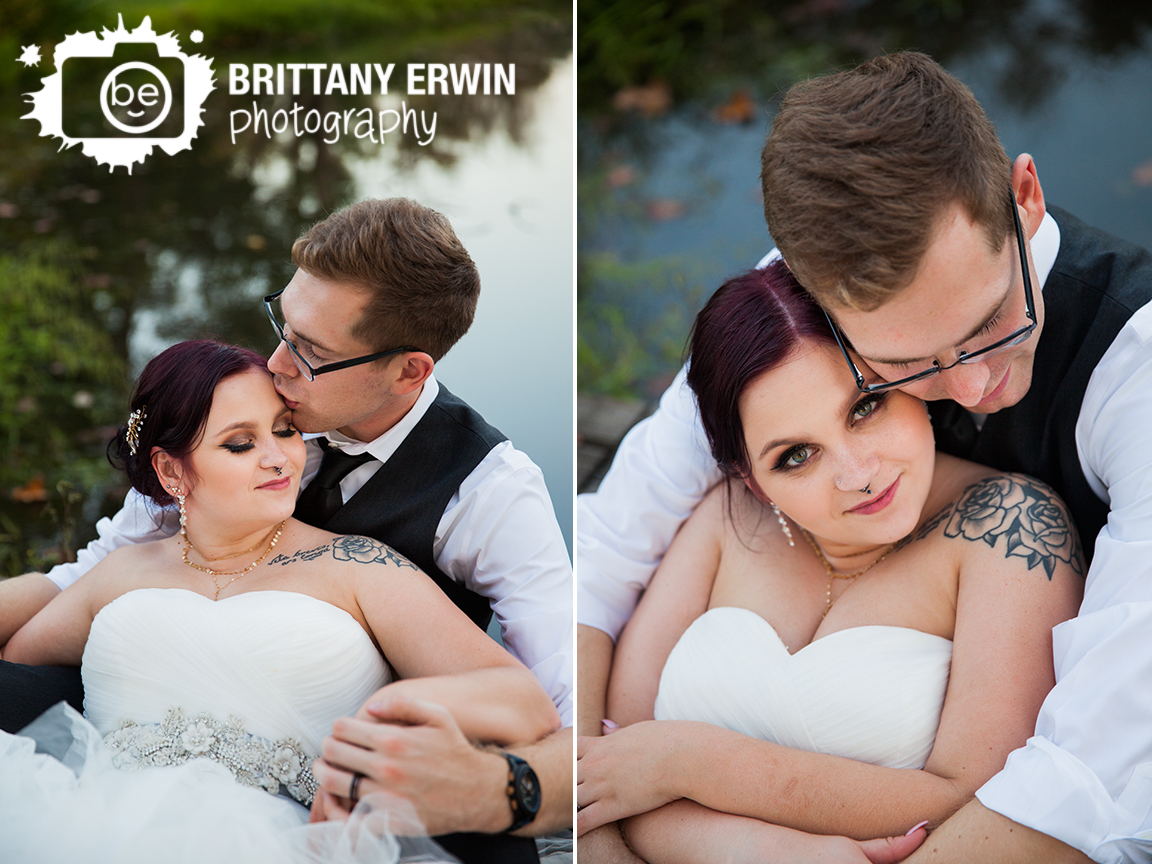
xmin=0 ymin=703 xmax=457 ymax=864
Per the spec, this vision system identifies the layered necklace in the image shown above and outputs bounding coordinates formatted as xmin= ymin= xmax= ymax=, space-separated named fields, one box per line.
xmin=800 ymin=528 xmax=895 ymax=620
xmin=181 ymin=521 xmax=287 ymax=601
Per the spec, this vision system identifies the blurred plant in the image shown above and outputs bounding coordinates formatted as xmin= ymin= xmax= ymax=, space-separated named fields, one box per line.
xmin=578 ymin=251 xmax=709 ymax=397
xmin=0 ymin=239 xmax=128 ymax=575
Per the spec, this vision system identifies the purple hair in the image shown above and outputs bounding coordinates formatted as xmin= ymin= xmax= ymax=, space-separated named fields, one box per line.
xmin=108 ymin=340 xmax=269 ymax=505
xmin=687 ymin=260 xmax=836 ymax=480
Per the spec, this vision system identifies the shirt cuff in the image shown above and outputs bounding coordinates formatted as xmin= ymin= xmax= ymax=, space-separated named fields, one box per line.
xmin=977 ymin=736 xmax=1152 ymax=864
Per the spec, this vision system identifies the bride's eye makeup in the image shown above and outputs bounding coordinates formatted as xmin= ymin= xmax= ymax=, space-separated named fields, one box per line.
xmin=774 ymin=443 xmax=815 ymax=471
xmin=850 ymin=392 xmax=888 ymax=423
xmin=274 ymin=426 xmax=299 ymax=440
xmin=222 ymin=440 xmax=255 ymax=454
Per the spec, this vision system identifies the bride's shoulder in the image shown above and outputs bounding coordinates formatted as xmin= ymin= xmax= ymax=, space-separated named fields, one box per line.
xmin=690 ymin=479 xmax=789 ymax=555
xmin=273 ymin=522 xmax=418 ymax=575
xmin=912 ymin=456 xmax=1084 ymax=579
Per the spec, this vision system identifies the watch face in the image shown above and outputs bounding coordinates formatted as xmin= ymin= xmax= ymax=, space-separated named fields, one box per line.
xmin=516 ymin=763 xmax=541 ymax=813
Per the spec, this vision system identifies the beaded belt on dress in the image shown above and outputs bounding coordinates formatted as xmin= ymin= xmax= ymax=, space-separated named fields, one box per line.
xmin=103 ymin=707 xmax=319 ymax=806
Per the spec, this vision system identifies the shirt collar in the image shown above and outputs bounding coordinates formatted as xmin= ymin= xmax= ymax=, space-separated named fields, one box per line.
xmin=305 ymin=373 xmax=440 ymax=465
xmin=1031 ymin=209 xmax=1060 ymax=292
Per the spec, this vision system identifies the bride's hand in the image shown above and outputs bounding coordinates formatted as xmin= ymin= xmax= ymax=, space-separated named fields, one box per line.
xmin=576 ymin=721 xmax=687 ymax=835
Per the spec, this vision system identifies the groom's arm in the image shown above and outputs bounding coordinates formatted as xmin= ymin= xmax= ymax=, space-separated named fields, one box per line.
xmin=901 ymin=800 xmax=1090 ymax=864
xmin=43 ymin=487 xmax=176 ymax=594
xmin=577 ymin=365 xmax=720 ymax=642
xmin=2 ymin=488 xmax=172 ymax=649
xmin=313 ymin=695 xmax=572 ymax=836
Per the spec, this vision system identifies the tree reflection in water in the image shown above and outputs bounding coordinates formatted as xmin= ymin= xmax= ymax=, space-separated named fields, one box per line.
xmin=0 ymin=0 xmax=571 ymax=574
xmin=578 ymin=0 xmax=1152 ymax=399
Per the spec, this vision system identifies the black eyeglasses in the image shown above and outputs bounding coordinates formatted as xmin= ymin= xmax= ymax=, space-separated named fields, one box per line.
xmin=263 ymin=288 xmax=418 ymax=382
xmin=827 ymin=195 xmax=1037 ymax=394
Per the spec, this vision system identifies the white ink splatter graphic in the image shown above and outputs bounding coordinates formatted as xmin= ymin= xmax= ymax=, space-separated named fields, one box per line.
xmin=21 ymin=15 xmax=215 ymax=173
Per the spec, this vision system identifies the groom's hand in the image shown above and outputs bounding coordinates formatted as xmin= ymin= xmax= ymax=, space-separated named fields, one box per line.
xmin=312 ymin=692 xmax=512 ymax=836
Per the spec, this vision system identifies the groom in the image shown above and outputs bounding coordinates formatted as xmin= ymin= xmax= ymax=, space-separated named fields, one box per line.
xmin=0 ymin=198 xmax=572 ymax=859
xmin=578 ymin=53 xmax=1152 ymax=863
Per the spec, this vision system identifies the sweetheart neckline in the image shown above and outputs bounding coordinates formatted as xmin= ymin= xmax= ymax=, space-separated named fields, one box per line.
xmin=701 ymin=606 xmax=952 ymax=657
xmin=95 ymin=587 xmax=368 ymax=634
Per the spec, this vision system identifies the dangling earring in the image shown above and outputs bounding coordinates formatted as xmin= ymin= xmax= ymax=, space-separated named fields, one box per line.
xmin=168 ymin=484 xmax=188 ymax=537
xmin=770 ymin=502 xmax=794 ymax=547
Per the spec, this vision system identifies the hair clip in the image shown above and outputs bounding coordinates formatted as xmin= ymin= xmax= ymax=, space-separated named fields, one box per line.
xmin=126 ymin=406 xmax=147 ymax=456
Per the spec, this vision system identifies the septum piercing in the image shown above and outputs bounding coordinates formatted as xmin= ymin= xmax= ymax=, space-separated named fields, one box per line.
xmin=860 ymin=483 xmax=872 ymax=495
xmin=274 ymin=466 xmax=283 ymax=476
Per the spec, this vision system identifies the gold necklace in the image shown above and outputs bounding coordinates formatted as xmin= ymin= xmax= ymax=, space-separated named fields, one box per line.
xmin=181 ymin=529 xmax=271 ymax=562
xmin=181 ymin=521 xmax=286 ymax=600
xmin=800 ymin=529 xmax=895 ymax=620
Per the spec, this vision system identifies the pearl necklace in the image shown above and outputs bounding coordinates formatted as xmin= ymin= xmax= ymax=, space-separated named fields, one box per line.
xmin=800 ymin=528 xmax=895 ymax=620
xmin=181 ymin=521 xmax=286 ymax=600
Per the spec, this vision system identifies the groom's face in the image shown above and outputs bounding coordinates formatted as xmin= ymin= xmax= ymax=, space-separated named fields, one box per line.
xmin=267 ymin=269 xmax=398 ymax=438
xmin=831 ymin=200 xmax=1046 ymax=414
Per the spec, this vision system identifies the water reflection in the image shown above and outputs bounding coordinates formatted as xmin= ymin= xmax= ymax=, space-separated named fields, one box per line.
xmin=0 ymin=2 xmax=572 ymax=574
xmin=578 ymin=0 xmax=1152 ymax=399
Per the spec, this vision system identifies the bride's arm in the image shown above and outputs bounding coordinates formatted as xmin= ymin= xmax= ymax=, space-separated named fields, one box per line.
xmin=2 ymin=552 xmax=125 ymax=665
xmin=350 ymin=539 xmax=559 ymax=746
xmin=581 ymin=475 xmax=1085 ymax=840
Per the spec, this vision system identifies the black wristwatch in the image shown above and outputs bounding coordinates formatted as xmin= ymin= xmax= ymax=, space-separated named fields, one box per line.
xmin=501 ymin=752 xmax=540 ymax=832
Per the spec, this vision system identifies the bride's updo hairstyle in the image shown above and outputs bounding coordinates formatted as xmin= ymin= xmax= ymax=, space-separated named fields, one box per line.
xmin=109 ymin=340 xmax=269 ymax=506
xmin=687 ymin=260 xmax=836 ymax=482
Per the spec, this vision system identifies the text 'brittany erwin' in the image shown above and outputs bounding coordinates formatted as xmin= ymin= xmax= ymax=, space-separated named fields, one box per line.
xmin=228 ymin=64 xmax=517 ymax=97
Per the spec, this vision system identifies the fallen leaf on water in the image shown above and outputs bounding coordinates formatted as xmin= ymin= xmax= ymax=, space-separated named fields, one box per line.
xmin=714 ymin=89 xmax=756 ymax=125
xmin=12 ymin=476 xmax=48 ymax=503
xmin=613 ymin=81 xmax=672 ymax=117
xmin=646 ymin=198 xmax=686 ymax=221
xmin=607 ymin=165 xmax=637 ymax=188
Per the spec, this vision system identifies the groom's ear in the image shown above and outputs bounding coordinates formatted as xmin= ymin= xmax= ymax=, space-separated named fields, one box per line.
xmin=151 ymin=448 xmax=184 ymax=493
xmin=390 ymin=351 xmax=434 ymax=397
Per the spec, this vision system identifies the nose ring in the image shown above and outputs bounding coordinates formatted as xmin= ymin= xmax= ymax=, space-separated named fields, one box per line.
xmin=860 ymin=483 xmax=872 ymax=495
xmin=275 ymin=466 xmax=283 ymax=476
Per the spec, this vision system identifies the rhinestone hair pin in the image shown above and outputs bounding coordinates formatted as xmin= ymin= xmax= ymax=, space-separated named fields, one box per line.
xmin=126 ymin=406 xmax=147 ymax=456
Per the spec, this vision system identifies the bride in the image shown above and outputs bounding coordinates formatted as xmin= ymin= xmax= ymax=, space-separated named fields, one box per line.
xmin=575 ymin=262 xmax=1084 ymax=862
xmin=0 ymin=340 xmax=559 ymax=863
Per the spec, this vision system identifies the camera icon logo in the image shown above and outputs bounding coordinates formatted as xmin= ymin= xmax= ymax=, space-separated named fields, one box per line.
xmin=63 ymin=43 xmax=187 ymax=139
xmin=22 ymin=15 xmax=215 ymax=172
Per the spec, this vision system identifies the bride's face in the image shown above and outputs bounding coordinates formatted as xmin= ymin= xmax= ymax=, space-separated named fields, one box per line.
xmin=740 ymin=342 xmax=936 ymax=554
xmin=182 ymin=368 xmax=307 ymax=532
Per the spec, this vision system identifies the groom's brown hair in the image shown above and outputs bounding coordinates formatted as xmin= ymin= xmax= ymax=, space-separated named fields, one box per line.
xmin=291 ymin=198 xmax=480 ymax=362
xmin=760 ymin=51 xmax=1013 ymax=311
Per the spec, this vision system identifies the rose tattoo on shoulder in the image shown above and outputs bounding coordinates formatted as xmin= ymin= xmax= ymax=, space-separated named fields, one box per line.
xmin=944 ymin=475 xmax=1084 ymax=579
xmin=331 ymin=536 xmax=418 ymax=570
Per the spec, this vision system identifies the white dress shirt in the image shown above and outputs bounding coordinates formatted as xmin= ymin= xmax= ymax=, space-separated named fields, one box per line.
xmin=49 ymin=374 xmax=573 ymax=726
xmin=577 ymin=211 xmax=1152 ymax=859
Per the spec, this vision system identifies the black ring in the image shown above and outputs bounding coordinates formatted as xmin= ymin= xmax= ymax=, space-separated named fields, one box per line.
xmin=349 ymin=772 xmax=364 ymax=802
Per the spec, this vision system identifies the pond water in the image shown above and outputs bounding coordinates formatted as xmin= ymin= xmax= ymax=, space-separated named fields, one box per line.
xmin=0 ymin=5 xmax=573 ymax=574
xmin=578 ymin=1 xmax=1152 ymax=400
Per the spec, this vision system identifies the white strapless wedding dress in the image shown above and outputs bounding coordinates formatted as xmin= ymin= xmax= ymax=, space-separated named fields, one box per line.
xmin=654 ymin=606 xmax=953 ymax=769
xmin=0 ymin=589 xmax=454 ymax=863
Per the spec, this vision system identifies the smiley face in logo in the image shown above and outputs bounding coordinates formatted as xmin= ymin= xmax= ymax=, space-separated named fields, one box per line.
xmin=100 ymin=61 xmax=173 ymax=134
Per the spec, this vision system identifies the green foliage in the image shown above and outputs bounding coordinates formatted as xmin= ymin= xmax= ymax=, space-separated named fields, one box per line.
xmin=0 ymin=239 xmax=128 ymax=575
xmin=577 ymin=251 xmax=709 ymax=397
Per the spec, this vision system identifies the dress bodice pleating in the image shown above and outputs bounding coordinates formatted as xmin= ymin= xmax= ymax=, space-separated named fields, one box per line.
xmin=83 ymin=588 xmax=391 ymax=756
xmin=655 ymin=606 xmax=953 ymax=769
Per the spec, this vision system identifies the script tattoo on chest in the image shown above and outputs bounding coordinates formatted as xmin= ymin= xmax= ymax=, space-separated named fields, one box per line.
xmin=904 ymin=474 xmax=1084 ymax=579
xmin=269 ymin=546 xmax=329 ymax=566
xmin=268 ymin=537 xmax=418 ymax=570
